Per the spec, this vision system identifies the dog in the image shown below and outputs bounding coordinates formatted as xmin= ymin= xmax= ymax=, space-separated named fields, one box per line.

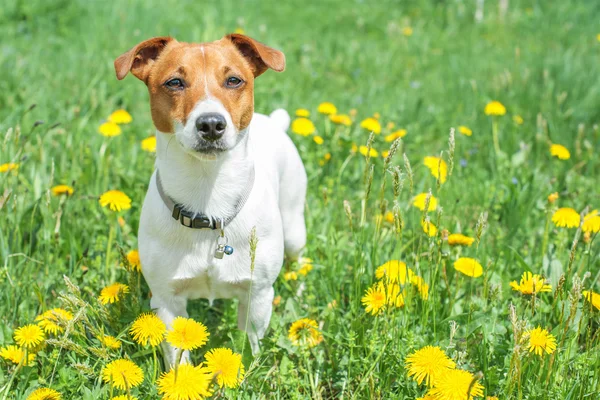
xmin=114 ymin=34 xmax=307 ymax=364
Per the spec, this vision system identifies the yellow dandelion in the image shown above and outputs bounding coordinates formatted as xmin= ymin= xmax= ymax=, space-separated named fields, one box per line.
xmin=548 ymin=192 xmax=559 ymax=203
xmin=99 ymin=190 xmax=131 ymax=212
xmin=102 ymin=358 xmax=144 ymax=390
xmin=362 ymin=282 xmax=387 ymax=315
xmin=141 ymin=136 xmax=157 ymax=153
xmin=447 ymin=233 xmax=475 ymax=247
xmin=157 ymin=364 xmax=213 ymax=400
xmin=453 ymin=257 xmax=483 ymax=278
xmin=359 ymin=145 xmax=378 ymax=158
xmin=421 ymin=219 xmax=438 ymax=237
xmin=552 ymin=207 xmax=580 ymax=228
xmin=273 ymin=295 xmax=282 ymax=307
xmin=0 ymin=345 xmax=36 ymax=366
xmin=402 ymin=26 xmax=413 ymax=36
xmin=130 ymin=312 xmax=166 ymax=347
xmin=457 ymin=126 xmax=472 ymax=136
xmin=383 ymin=211 xmax=395 ymax=223
xmin=382 ymin=150 xmax=390 ymax=158
xmin=108 ymin=109 xmax=132 ymax=124
xmin=35 ymin=308 xmax=73 ymax=335
xmin=375 ymin=260 xmax=413 ymax=284
xmin=384 ymin=129 xmax=407 ymax=142
xmin=324 ymin=153 xmax=332 ymax=161
xmin=405 ymin=345 xmax=456 ymax=386
xmin=550 ymin=144 xmax=570 ymax=160
xmin=525 ymin=327 xmax=557 ymax=356
xmin=205 ymin=348 xmax=245 ymax=388
xmin=26 ymin=388 xmax=62 ymax=400
xmin=313 ymin=135 xmax=324 ymax=145
xmin=318 ymin=102 xmax=337 ymax=115
xmin=99 ymin=283 xmax=129 ymax=305
xmin=412 ymin=193 xmax=438 ymax=212
xmin=411 ymin=275 xmax=430 ymax=300
xmin=427 ymin=368 xmax=484 ymax=399
xmin=423 ymin=156 xmax=448 ymax=184
xmin=126 ymin=250 xmax=141 ymax=272
xmin=360 ymin=117 xmax=382 ymax=134
xmin=330 ymin=113 xmax=352 ymax=126
xmin=234 ymin=27 xmax=245 ymax=34
xmin=386 ymin=283 xmax=405 ymax=308
xmin=284 ymin=271 xmax=298 ymax=281
xmin=291 ymin=117 xmax=316 ymax=136
xmin=513 ymin=115 xmax=524 ymax=125
xmin=295 ymin=108 xmax=310 ymax=117
xmin=288 ymin=318 xmax=323 ymax=347
xmin=0 ymin=162 xmax=19 ymax=173
xmin=583 ymin=213 xmax=600 ymax=233
xmin=484 ymin=100 xmax=506 ymax=116
xmin=583 ymin=290 xmax=600 ymax=311
xmin=50 ymin=185 xmax=74 ymax=196
xmin=298 ymin=263 xmax=313 ymax=276
xmin=99 ymin=335 xmax=122 ymax=350
xmin=166 ymin=317 xmax=209 ymax=351
xmin=510 ymin=271 xmax=552 ymax=295
xmin=98 ymin=122 xmax=122 ymax=137
xmin=111 ymin=396 xmax=138 ymax=400
xmin=14 ymin=324 xmax=45 ymax=349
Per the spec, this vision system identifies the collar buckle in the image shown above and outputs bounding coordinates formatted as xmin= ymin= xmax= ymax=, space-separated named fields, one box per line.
xmin=172 ymin=205 xmax=215 ymax=229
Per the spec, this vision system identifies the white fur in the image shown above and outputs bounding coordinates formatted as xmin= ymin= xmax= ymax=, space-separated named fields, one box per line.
xmin=138 ymin=104 xmax=307 ymax=364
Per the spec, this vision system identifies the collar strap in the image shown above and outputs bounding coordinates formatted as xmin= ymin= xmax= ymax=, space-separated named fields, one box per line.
xmin=155 ymin=165 xmax=255 ymax=230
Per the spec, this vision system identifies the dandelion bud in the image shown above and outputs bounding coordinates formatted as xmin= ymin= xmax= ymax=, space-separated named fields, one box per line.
xmin=548 ymin=192 xmax=559 ymax=203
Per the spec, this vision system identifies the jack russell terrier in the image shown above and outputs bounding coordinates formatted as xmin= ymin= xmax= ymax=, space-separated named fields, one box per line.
xmin=114 ymin=34 xmax=307 ymax=364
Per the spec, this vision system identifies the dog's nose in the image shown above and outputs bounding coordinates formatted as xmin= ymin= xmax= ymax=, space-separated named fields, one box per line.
xmin=195 ymin=113 xmax=227 ymax=141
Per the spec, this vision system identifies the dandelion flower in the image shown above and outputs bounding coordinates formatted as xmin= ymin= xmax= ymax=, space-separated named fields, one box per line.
xmin=35 ymin=308 xmax=73 ymax=335
xmin=14 ymin=324 xmax=45 ymax=349
xmin=552 ymin=207 xmax=580 ymax=228
xmin=513 ymin=115 xmax=524 ymax=125
xmin=402 ymin=27 xmax=413 ymax=36
xmin=427 ymin=368 xmax=484 ymax=399
xmin=375 ymin=260 xmax=413 ymax=284
xmin=0 ymin=162 xmax=19 ymax=173
xmin=108 ymin=109 xmax=132 ymax=124
xmin=295 ymin=108 xmax=310 ymax=117
xmin=550 ymin=144 xmax=570 ymax=160
xmin=421 ymin=219 xmax=438 ymax=237
xmin=447 ymin=233 xmax=474 ymax=247
xmin=98 ymin=122 xmax=122 ymax=137
xmin=484 ymin=101 xmax=506 ymax=116
xmin=313 ymin=135 xmax=324 ymax=145
xmin=100 ymin=335 xmax=122 ymax=350
xmin=412 ymin=193 xmax=438 ymax=212
xmin=111 ymin=396 xmax=138 ymax=400
xmin=26 ymin=388 xmax=62 ymax=400
xmin=130 ymin=312 xmax=166 ymax=347
xmin=284 ymin=271 xmax=298 ymax=281
xmin=99 ymin=190 xmax=132 ymax=212
xmin=359 ymin=145 xmax=378 ymax=158
xmin=453 ymin=257 xmax=483 ymax=278
xmin=583 ymin=213 xmax=600 ymax=233
xmin=51 ymin=185 xmax=74 ymax=196
xmin=157 ymin=364 xmax=212 ymax=400
xmin=525 ymin=327 xmax=557 ymax=356
xmin=102 ymin=358 xmax=144 ymax=390
xmin=126 ymin=250 xmax=141 ymax=272
xmin=510 ymin=272 xmax=551 ymax=295
xmin=330 ymin=114 xmax=352 ymax=126
xmin=205 ymin=348 xmax=245 ymax=388
xmin=405 ymin=345 xmax=456 ymax=386
xmin=385 ymin=129 xmax=407 ymax=142
xmin=298 ymin=263 xmax=313 ymax=276
xmin=317 ymin=102 xmax=337 ymax=115
xmin=457 ymin=126 xmax=472 ymax=136
xmin=583 ymin=291 xmax=600 ymax=311
xmin=99 ymin=283 xmax=129 ymax=305
xmin=288 ymin=318 xmax=323 ymax=347
xmin=362 ymin=282 xmax=386 ymax=315
xmin=548 ymin=192 xmax=559 ymax=203
xmin=386 ymin=283 xmax=405 ymax=308
xmin=384 ymin=211 xmax=395 ymax=223
xmin=360 ymin=117 xmax=381 ymax=134
xmin=166 ymin=317 xmax=209 ymax=350
xmin=411 ymin=275 xmax=430 ymax=300
xmin=0 ymin=345 xmax=36 ymax=366
xmin=291 ymin=118 xmax=316 ymax=136
xmin=423 ymin=156 xmax=448 ymax=183
xmin=141 ymin=136 xmax=157 ymax=153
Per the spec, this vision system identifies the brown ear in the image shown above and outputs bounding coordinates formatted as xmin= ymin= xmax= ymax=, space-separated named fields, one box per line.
xmin=114 ymin=37 xmax=174 ymax=82
xmin=226 ymin=34 xmax=285 ymax=77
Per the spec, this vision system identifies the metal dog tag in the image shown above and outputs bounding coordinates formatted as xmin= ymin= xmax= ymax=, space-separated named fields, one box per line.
xmin=214 ymin=244 xmax=225 ymax=259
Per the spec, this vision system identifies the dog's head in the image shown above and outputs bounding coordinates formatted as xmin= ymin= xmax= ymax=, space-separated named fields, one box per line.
xmin=114 ymin=34 xmax=285 ymax=155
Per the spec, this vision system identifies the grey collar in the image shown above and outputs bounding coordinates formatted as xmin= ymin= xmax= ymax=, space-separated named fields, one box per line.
xmin=155 ymin=165 xmax=255 ymax=230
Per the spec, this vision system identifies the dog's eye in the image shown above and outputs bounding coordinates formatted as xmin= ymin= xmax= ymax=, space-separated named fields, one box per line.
xmin=164 ymin=78 xmax=184 ymax=90
xmin=225 ymin=76 xmax=243 ymax=88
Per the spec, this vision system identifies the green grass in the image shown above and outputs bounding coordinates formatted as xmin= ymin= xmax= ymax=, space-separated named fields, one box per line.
xmin=1 ymin=0 xmax=600 ymax=398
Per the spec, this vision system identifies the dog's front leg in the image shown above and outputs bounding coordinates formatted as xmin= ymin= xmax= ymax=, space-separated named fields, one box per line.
xmin=151 ymin=294 xmax=190 ymax=368
xmin=238 ymin=286 xmax=275 ymax=355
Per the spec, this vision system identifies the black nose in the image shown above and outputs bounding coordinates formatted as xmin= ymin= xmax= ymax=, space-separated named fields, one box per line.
xmin=195 ymin=113 xmax=227 ymax=141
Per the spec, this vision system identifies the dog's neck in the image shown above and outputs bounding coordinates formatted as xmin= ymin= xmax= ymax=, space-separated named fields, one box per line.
xmin=154 ymin=129 xmax=253 ymax=217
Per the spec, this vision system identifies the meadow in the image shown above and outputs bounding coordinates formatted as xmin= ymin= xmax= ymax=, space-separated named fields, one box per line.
xmin=1 ymin=0 xmax=600 ymax=399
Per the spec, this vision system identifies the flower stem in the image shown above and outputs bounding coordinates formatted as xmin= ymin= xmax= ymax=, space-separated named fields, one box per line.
xmin=492 ymin=118 xmax=500 ymax=157
xmin=105 ymin=223 xmax=116 ymax=276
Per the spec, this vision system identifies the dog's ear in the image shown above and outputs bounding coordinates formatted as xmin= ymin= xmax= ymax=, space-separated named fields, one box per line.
xmin=114 ymin=37 xmax=174 ymax=82
xmin=226 ymin=33 xmax=285 ymax=77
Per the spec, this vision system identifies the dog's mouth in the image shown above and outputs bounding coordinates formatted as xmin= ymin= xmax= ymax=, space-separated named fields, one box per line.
xmin=191 ymin=138 xmax=229 ymax=155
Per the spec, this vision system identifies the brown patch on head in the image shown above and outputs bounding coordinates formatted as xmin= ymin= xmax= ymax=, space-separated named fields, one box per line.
xmin=114 ymin=34 xmax=285 ymax=134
